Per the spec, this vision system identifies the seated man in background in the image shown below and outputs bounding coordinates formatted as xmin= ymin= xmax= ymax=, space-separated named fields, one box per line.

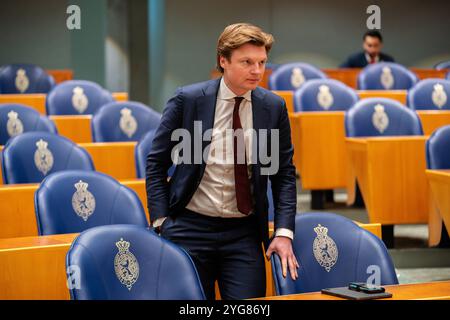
xmin=340 ymin=30 xmax=395 ymax=68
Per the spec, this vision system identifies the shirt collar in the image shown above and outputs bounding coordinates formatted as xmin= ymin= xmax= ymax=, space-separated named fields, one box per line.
xmin=365 ymin=53 xmax=380 ymax=63
xmin=219 ymin=77 xmax=252 ymax=102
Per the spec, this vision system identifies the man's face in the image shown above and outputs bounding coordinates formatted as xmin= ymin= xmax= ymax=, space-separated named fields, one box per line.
xmin=363 ymin=36 xmax=382 ymax=57
xmin=220 ymin=43 xmax=267 ymax=96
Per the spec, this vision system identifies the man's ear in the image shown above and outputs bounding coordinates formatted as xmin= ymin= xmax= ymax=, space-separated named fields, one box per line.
xmin=219 ymin=56 xmax=227 ymax=69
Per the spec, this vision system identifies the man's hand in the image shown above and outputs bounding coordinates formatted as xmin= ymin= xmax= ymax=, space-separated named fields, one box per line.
xmin=266 ymin=236 xmax=299 ymax=280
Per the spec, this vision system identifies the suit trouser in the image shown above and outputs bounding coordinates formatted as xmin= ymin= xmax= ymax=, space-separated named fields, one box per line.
xmin=160 ymin=208 xmax=266 ymax=300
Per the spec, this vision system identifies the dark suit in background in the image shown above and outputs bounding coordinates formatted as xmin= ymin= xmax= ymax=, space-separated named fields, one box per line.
xmin=340 ymin=51 xmax=395 ymax=68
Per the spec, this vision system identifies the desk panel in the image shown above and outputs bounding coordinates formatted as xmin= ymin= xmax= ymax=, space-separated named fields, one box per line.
xmin=346 ymin=137 xmax=429 ymax=224
xmin=426 ymin=170 xmax=450 ymax=246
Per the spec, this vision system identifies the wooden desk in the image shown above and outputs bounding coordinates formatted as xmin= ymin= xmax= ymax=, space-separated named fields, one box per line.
xmin=80 ymin=142 xmax=137 ymax=180
xmin=426 ymin=170 xmax=450 ymax=246
xmin=0 ymin=92 xmax=128 ymax=115
xmin=417 ymin=111 xmax=450 ymax=136
xmin=289 ymin=112 xmax=349 ymax=190
xmin=257 ymin=280 xmax=450 ymax=300
xmin=346 ymin=136 xmax=429 ymax=225
xmin=0 ymin=221 xmax=380 ymax=300
xmin=357 ymin=90 xmax=407 ymax=104
xmin=50 ymin=115 xmax=93 ymax=143
xmin=46 ymin=70 xmax=73 ymax=84
xmin=0 ymin=179 xmax=148 ymax=239
xmin=0 ymin=233 xmax=77 ymax=300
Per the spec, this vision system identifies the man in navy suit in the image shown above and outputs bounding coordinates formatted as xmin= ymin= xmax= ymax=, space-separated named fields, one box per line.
xmin=340 ymin=30 xmax=395 ymax=68
xmin=146 ymin=23 xmax=298 ymax=299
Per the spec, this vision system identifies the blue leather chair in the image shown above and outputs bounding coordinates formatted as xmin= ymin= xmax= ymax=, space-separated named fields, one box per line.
xmin=35 ymin=170 xmax=148 ymax=235
xmin=135 ymin=129 xmax=156 ymax=179
xmin=91 ymin=101 xmax=161 ymax=142
xmin=358 ymin=62 xmax=418 ymax=90
xmin=0 ymin=103 xmax=57 ymax=145
xmin=0 ymin=64 xmax=55 ymax=94
xmin=46 ymin=80 xmax=114 ymax=115
xmin=293 ymin=79 xmax=359 ymax=112
xmin=447 ymin=71 xmax=450 ymax=81
xmin=1 ymin=132 xmax=94 ymax=184
xmin=271 ymin=212 xmax=398 ymax=294
xmin=135 ymin=130 xmax=175 ymax=179
xmin=345 ymin=98 xmax=423 ymax=137
xmin=269 ymin=62 xmax=327 ymax=91
xmin=426 ymin=125 xmax=450 ymax=170
xmin=435 ymin=60 xmax=450 ymax=70
xmin=66 ymin=224 xmax=206 ymax=300
xmin=407 ymin=79 xmax=450 ymax=110
xmin=426 ymin=125 xmax=450 ymax=246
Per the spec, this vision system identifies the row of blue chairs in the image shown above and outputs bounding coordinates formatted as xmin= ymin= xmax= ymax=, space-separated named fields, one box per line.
xmin=2 ymin=96 xmax=446 ymax=185
xmin=269 ymin=62 xmax=450 ymax=91
xmin=18 ymin=164 xmax=397 ymax=300
xmin=0 ymin=64 xmax=54 ymax=94
xmin=65 ymin=212 xmax=399 ymax=299
xmin=1 ymin=130 xmax=158 ymax=184
xmin=0 ymin=101 xmax=161 ymax=145
xmin=292 ymin=78 xmax=450 ymax=112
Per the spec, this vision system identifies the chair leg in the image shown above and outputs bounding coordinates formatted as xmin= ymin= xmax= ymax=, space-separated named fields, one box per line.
xmin=311 ymin=190 xmax=325 ymax=210
xmin=352 ymin=182 xmax=366 ymax=208
xmin=382 ymin=225 xmax=395 ymax=248
xmin=438 ymin=223 xmax=450 ymax=248
xmin=325 ymin=189 xmax=334 ymax=203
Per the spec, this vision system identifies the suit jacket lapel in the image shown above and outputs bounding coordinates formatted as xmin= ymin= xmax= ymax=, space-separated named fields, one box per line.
xmin=194 ymin=78 xmax=220 ymax=170
xmin=251 ymin=87 xmax=270 ymax=189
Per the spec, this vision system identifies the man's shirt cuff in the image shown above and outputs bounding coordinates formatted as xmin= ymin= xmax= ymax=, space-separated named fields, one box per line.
xmin=274 ymin=228 xmax=294 ymax=240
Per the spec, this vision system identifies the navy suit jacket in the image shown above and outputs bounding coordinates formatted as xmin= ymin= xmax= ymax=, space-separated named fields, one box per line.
xmin=145 ymin=78 xmax=297 ymax=247
xmin=340 ymin=51 xmax=395 ymax=68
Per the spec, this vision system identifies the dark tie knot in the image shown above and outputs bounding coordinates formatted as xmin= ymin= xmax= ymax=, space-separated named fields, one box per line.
xmin=233 ymin=97 xmax=244 ymax=112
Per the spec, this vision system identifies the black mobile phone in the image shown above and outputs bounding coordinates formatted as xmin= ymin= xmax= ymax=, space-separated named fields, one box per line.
xmin=348 ymin=282 xmax=385 ymax=294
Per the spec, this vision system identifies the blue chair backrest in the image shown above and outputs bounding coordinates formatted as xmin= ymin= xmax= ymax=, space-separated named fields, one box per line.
xmin=269 ymin=62 xmax=327 ymax=91
xmin=294 ymin=79 xmax=359 ymax=112
xmin=66 ymin=224 xmax=206 ymax=300
xmin=407 ymin=79 xmax=450 ymax=110
xmin=0 ymin=103 xmax=57 ymax=145
xmin=345 ymin=98 xmax=423 ymax=137
xmin=426 ymin=125 xmax=450 ymax=170
xmin=447 ymin=71 xmax=450 ymax=81
xmin=35 ymin=170 xmax=148 ymax=235
xmin=135 ymin=129 xmax=156 ymax=179
xmin=135 ymin=130 xmax=175 ymax=179
xmin=0 ymin=64 xmax=55 ymax=94
xmin=271 ymin=212 xmax=398 ymax=294
xmin=435 ymin=60 xmax=450 ymax=70
xmin=358 ymin=62 xmax=418 ymax=90
xmin=1 ymin=132 xmax=94 ymax=184
xmin=91 ymin=101 xmax=161 ymax=142
xmin=46 ymin=80 xmax=114 ymax=115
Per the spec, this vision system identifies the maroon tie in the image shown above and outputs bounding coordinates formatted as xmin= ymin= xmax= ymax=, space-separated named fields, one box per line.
xmin=233 ymin=97 xmax=252 ymax=215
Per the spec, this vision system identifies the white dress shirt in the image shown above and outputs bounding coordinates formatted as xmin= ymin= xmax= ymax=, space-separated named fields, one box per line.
xmin=365 ymin=53 xmax=380 ymax=64
xmin=156 ymin=78 xmax=293 ymax=240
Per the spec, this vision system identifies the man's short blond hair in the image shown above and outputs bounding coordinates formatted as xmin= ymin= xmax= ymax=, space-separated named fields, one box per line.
xmin=216 ymin=23 xmax=274 ymax=73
